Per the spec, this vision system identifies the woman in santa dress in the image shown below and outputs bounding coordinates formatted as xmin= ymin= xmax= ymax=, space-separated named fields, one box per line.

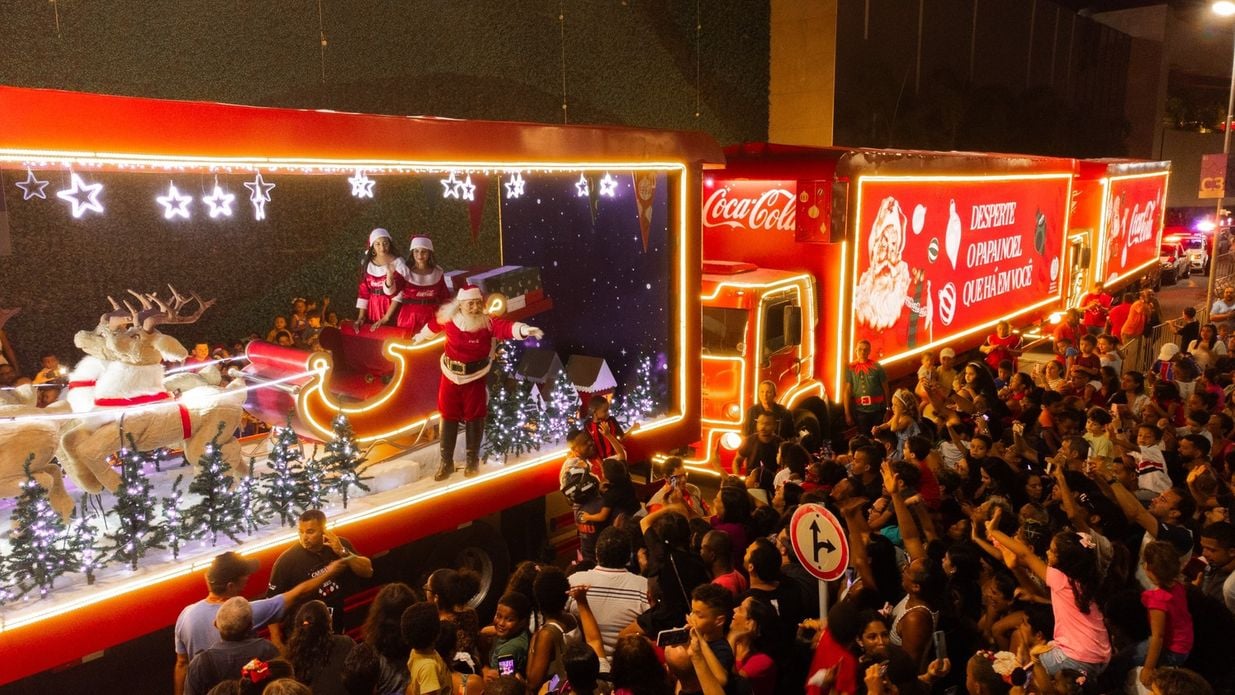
xmin=353 ymin=228 xmax=406 ymax=331
xmin=393 ymin=235 xmax=450 ymax=333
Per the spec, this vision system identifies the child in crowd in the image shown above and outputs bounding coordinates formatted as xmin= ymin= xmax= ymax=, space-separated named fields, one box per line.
xmin=402 ymin=601 xmax=451 ymax=695
xmin=583 ymin=395 xmax=625 ymax=460
xmin=1136 ymin=541 xmax=1193 ymax=689
xmin=1083 ymin=407 xmax=1114 ymax=464
xmin=483 ymin=592 xmax=531 ymax=685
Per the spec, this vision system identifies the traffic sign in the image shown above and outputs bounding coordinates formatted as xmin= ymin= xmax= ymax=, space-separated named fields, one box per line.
xmin=789 ymin=503 xmax=849 ymax=582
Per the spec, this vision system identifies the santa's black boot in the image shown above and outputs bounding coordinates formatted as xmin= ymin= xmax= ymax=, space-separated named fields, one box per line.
xmin=464 ymin=418 xmax=485 ymax=477
xmin=435 ymin=420 xmax=460 ymax=481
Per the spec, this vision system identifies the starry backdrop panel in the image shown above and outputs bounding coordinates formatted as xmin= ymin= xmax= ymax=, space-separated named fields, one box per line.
xmin=501 ymin=173 xmax=670 ymax=387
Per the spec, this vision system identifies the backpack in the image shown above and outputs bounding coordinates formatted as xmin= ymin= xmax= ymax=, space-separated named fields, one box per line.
xmin=560 ymin=463 xmax=599 ymax=505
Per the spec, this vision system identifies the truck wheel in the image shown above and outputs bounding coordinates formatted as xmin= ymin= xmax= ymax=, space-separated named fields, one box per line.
xmin=793 ymin=397 xmax=832 ymax=452
xmin=423 ymin=521 xmax=511 ymax=618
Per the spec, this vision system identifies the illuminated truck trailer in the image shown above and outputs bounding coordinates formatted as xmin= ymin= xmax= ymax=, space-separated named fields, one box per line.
xmin=695 ymin=144 xmax=1167 ymax=462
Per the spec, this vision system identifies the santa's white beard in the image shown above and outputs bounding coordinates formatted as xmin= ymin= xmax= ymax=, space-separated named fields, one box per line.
xmin=452 ymin=310 xmax=489 ymax=333
xmin=855 ymin=261 xmax=911 ymax=330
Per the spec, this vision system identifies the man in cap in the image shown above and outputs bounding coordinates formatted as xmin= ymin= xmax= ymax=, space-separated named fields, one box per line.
xmin=183 ymin=597 xmax=280 ymax=695
xmin=173 ymin=550 xmax=344 ymax=695
xmin=415 ymin=284 xmax=545 ymax=480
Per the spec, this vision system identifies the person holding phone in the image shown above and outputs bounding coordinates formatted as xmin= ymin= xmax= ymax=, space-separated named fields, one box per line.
xmin=484 ymin=592 xmax=532 ymax=685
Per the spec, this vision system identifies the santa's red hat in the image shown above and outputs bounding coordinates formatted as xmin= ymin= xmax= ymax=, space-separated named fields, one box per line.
xmin=368 ymin=227 xmax=391 ymax=248
xmin=456 ymin=285 xmax=483 ymax=301
xmin=409 ymin=235 xmax=433 ymax=252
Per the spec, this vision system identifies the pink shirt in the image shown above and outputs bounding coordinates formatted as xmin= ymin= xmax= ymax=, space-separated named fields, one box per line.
xmin=735 ymin=652 xmax=777 ymax=695
xmin=1142 ymin=582 xmax=1193 ymax=655
xmin=1046 ymin=567 xmax=1111 ymax=665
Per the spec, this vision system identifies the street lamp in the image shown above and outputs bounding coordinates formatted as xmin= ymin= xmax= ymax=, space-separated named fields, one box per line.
xmin=1206 ymin=1 xmax=1235 ymax=314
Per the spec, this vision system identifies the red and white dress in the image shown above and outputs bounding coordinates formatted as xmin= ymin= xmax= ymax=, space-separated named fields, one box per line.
xmin=418 ymin=307 xmax=537 ymax=421
xmin=395 ymin=265 xmax=450 ymax=332
xmin=355 ymin=261 xmax=404 ymax=324
xmin=984 ymin=332 xmax=1022 ymax=371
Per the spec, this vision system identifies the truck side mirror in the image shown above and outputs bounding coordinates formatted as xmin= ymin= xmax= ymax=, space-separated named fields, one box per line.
xmin=784 ymin=306 xmax=802 ymax=347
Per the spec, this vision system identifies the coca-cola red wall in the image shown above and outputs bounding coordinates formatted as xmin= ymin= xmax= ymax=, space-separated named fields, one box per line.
xmin=851 ymin=176 xmax=1070 ymax=362
xmin=1100 ymin=174 xmax=1168 ymax=285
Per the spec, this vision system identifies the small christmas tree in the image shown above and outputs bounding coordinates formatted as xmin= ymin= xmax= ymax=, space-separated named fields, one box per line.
xmin=320 ymin=414 xmax=370 ymax=509
xmin=160 ymin=475 xmax=194 ymax=560
xmin=297 ymin=443 xmax=331 ymax=513
xmin=64 ymin=494 xmax=104 ymax=585
xmin=185 ymin=424 xmax=245 ymax=545
xmin=483 ymin=381 xmax=542 ymax=464
xmin=613 ymin=354 xmax=660 ymax=430
xmin=262 ymin=418 xmax=306 ymax=527
xmin=3 ymin=456 xmax=80 ymax=599
xmin=540 ymin=375 xmax=580 ymax=445
xmin=105 ymin=435 xmax=167 ymax=570
xmin=235 ymin=457 xmax=269 ymax=535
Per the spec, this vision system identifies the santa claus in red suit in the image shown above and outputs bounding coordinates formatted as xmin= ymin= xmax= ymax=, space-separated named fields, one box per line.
xmin=415 ymin=285 xmax=545 ymax=480
xmin=853 ymin=196 xmax=931 ymax=359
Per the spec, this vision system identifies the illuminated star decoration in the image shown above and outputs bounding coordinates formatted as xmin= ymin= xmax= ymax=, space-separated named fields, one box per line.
xmin=456 ymin=174 xmax=476 ymax=201
xmin=15 ymin=169 xmax=49 ymax=200
xmin=504 ymin=172 xmax=526 ymax=199
xmin=575 ymin=173 xmax=590 ymax=197
xmin=56 ymin=172 xmax=105 ymax=218
xmin=202 ymin=182 xmax=236 ymax=218
xmin=598 ymin=173 xmax=618 ymax=198
xmin=243 ymin=173 xmax=276 ymax=221
xmin=348 ymin=169 xmax=375 ymax=198
xmin=441 ymin=171 xmax=461 ymax=199
xmin=156 ymin=182 xmax=193 ymax=220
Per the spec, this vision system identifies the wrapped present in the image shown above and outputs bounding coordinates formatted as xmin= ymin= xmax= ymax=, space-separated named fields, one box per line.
xmin=445 ymin=270 xmax=472 ymax=291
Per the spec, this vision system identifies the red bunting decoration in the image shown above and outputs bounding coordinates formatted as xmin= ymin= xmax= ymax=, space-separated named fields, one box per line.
xmin=633 ymin=172 xmax=655 ymax=252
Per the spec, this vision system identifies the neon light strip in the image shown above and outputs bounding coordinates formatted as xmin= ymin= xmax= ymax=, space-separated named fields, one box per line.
xmin=1096 ymin=178 xmax=1111 ymax=280
xmin=0 ymin=370 xmax=314 ymax=424
xmin=851 ymin=173 xmax=1075 ymax=369
xmin=0 ymin=150 xmax=691 ymax=173
xmin=1099 ymin=171 xmax=1171 ymax=287
xmin=699 ymin=355 xmax=747 ymax=427
xmin=834 ymin=241 xmax=848 ymax=402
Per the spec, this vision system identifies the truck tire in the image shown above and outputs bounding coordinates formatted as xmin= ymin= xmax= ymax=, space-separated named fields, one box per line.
xmin=793 ymin=397 xmax=832 ymax=452
xmin=424 ymin=521 xmax=511 ymax=619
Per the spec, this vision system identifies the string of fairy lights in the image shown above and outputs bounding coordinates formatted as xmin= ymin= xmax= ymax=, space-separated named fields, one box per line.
xmin=9 ymin=166 xmax=631 ymax=222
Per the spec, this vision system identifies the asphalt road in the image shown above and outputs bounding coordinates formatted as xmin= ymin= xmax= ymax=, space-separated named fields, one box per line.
xmin=1157 ymin=269 xmax=1211 ymax=323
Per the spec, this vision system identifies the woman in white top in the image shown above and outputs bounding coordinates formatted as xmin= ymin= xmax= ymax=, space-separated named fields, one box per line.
xmin=1188 ymin=322 xmax=1227 ymax=370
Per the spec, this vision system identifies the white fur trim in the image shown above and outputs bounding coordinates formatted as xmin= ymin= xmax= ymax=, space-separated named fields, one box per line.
xmin=368 ymin=228 xmax=391 ymax=247
xmin=405 ymin=267 xmax=443 ymax=286
xmin=456 ymin=286 xmax=483 ymax=301
xmin=436 ymin=300 xmax=459 ymax=324
xmin=410 ymin=236 xmax=433 ymax=251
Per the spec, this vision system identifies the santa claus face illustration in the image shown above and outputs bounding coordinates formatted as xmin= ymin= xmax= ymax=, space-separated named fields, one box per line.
xmin=855 ymin=196 xmax=912 ymax=331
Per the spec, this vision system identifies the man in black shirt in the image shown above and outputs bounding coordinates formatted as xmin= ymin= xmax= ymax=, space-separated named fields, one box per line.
xmin=266 ymin=509 xmax=373 ymax=648
xmin=734 ymin=413 xmax=782 ymax=496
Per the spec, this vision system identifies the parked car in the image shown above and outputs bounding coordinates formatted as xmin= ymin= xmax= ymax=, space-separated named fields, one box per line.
xmin=1183 ymin=235 xmax=1211 ymax=274
xmin=1159 ymin=237 xmax=1191 ymax=284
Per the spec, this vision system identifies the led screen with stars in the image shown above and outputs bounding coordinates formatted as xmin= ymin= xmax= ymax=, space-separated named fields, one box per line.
xmin=499 ymin=172 xmax=670 ymax=389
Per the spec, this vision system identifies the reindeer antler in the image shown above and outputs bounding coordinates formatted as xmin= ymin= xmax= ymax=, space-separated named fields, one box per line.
xmin=99 ymin=296 xmax=132 ymax=330
xmin=142 ymin=289 xmax=214 ymax=332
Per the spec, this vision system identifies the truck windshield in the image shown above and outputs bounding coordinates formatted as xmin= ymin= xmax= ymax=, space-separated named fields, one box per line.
xmin=702 ymin=307 xmax=748 ymax=355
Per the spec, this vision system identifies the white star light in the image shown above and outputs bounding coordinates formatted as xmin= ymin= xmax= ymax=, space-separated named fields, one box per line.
xmin=15 ymin=169 xmax=49 ymax=200
xmin=457 ymin=174 xmax=476 ymax=201
xmin=56 ymin=172 xmax=105 ymax=218
xmin=575 ymin=174 xmax=590 ymax=197
xmin=441 ymin=171 xmax=461 ymax=199
xmin=202 ymin=183 xmax=236 ymax=218
xmin=156 ymin=182 xmax=193 ymax=220
xmin=243 ymin=173 xmax=276 ymax=221
xmin=348 ymin=169 xmax=375 ymax=198
xmin=598 ymin=173 xmax=618 ymax=198
xmin=504 ymin=172 xmax=526 ymax=199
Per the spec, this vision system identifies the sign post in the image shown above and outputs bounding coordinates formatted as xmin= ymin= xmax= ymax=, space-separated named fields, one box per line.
xmin=789 ymin=503 xmax=849 ymax=621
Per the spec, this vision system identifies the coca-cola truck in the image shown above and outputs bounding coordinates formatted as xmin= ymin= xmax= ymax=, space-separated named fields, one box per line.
xmin=693 ymin=144 xmax=1168 ymax=461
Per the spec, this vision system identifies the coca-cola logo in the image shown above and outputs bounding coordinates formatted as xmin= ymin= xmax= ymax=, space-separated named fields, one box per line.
xmin=703 ymin=186 xmax=796 ymax=232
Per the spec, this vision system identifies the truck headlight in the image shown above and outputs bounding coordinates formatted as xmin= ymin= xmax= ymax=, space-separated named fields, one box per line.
xmin=724 ymin=403 xmax=741 ymax=420
xmin=720 ymin=432 xmax=742 ymax=450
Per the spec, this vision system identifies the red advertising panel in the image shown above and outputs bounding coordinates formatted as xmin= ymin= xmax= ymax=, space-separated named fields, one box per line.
xmin=1102 ymin=173 xmax=1168 ymax=284
xmin=851 ymin=175 xmax=1070 ymax=362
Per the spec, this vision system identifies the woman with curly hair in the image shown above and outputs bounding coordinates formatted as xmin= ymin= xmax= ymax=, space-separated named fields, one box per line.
xmin=424 ymin=568 xmax=482 ymax=671
xmin=361 ymin=582 xmax=417 ymax=695
xmin=285 ymin=600 xmax=354 ymax=695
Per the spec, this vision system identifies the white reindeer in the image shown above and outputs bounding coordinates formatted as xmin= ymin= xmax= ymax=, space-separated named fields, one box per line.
xmin=58 ymin=290 xmax=248 ymax=494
